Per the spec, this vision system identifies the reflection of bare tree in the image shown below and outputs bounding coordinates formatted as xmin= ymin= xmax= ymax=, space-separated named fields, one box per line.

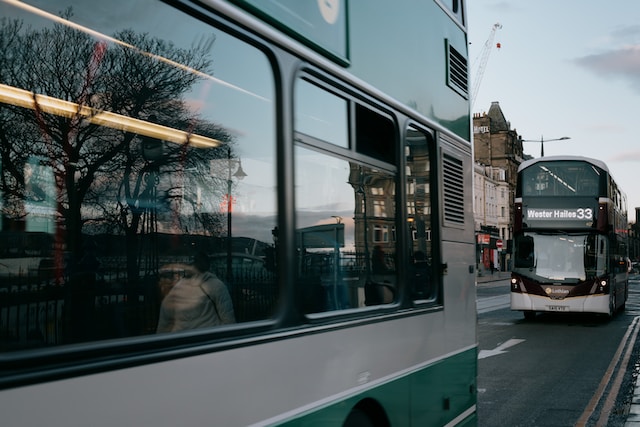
xmin=0 ymin=11 xmax=233 ymax=280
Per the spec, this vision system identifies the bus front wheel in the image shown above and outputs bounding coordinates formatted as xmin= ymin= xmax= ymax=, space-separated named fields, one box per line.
xmin=342 ymin=399 xmax=389 ymax=427
xmin=343 ymin=408 xmax=375 ymax=427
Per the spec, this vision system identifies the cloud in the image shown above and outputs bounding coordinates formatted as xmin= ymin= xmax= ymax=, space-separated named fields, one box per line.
xmin=584 ymin=123 xmax=627 ymax=134
xmin=574 ymin=45 xmax=640 ymax=92
xmin=610 ymin=24 xmax=640 ymax=40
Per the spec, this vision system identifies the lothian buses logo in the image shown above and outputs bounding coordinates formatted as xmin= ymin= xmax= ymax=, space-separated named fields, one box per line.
xmin=545 ymin=287 xmax=571 ymax=299
xmin=545 ymin=287 xmax=569 ymax=295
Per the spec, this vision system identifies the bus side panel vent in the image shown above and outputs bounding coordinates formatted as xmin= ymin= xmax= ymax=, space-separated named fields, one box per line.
xmin=446 ymin=40 xmax=468 ymax=99
xmin=442 ymin=153 xmax=465 ymax=226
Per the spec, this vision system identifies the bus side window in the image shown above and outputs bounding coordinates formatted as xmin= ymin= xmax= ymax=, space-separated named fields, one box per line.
xmin=294 ymin=146 xmax=397 ymax=312
xmin=514 ymin=235 xmax=534 ymax=268
xmin=406 ymin=126 xmax=437 ymax=302
xmin=0 ymin=6 xmax=279 ymax=349
xmin=294 ymin=81 xmax=398 ymax=312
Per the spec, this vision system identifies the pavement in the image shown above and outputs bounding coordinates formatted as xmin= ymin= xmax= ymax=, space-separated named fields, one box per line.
xmin=476 ymin=270 xmax=511 ymax=286
xmin=628 ymin=396 xmax=640 ymax=426
xmin=475 ymin=270 xmax=640 ymax=426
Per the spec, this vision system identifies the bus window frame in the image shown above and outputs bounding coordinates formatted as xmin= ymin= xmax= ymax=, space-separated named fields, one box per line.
xmin=404 ymin=123 xmax=443 ymax=307
xmin=434 ymin=0 xmax=466 ymax=29
xmin=293 ymin=70 xmax=416 ymax=318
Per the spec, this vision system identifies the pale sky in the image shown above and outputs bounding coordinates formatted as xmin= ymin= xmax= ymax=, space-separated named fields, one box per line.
xmin=468 ymin=1 xmax=640 ymax=221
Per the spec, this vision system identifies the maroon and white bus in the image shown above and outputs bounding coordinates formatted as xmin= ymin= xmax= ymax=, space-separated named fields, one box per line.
xmin=511 ymin=156 xmax=629 ymax=319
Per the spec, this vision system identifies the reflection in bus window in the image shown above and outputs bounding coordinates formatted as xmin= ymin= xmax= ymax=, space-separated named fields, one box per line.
xmin=0 ymin=0 xmax=277 ymax=350
xmin=295 ymin=79 xmax=349 ymax=148
xmin=157 ymin=252 xmax=235 ymax=333
xmin=405 ymin=127 xmax=436 ymax=302
xmin=294 ymin=146 xmax=397 ymax=312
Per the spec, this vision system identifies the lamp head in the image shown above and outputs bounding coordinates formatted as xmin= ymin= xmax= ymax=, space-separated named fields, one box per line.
xmin=233 ymin=162 xmax=247 ymax=180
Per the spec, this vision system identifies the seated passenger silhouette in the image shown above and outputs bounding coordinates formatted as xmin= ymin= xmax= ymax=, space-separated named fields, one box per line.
xmin=157 ymin=252 xmax=235 ymax=333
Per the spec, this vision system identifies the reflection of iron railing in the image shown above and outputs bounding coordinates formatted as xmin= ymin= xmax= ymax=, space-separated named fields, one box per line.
xmin=0 ymin=280 xmax=159 ymax=351
xmin=211 ymin=264 xmax=278 ymax=323
xmin=0 ymin=262 xmax=281 ymax=350
xmin=0 ymin=249 xmax=401 ymax=349
xmin=298 ymin=251 xmax=397 ymax=312
xmin=300 ymin=251 xmax=395 ymax=275
xmin=229 ymin=280 xmax=278 ymax=323
xmin=0 ymin=287 xmax=65 ymax=349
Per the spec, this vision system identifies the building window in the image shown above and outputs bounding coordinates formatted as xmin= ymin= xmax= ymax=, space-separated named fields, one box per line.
xmin=373 ymin=225 xmax=390 ymax=243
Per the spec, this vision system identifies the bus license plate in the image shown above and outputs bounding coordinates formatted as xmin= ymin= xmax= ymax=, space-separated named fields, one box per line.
xmin=547 ymin=305 xmax=568 ymax=312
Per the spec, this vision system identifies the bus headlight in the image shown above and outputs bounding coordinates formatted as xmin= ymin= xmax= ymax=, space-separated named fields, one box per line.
xmin=598 ymin=279 xmax=608 ymax=293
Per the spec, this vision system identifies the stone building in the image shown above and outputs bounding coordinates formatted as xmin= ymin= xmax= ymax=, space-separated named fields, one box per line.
xmin=474 ymin=162 xmax=510 ymax=272
xmin=473 ymin=101 xmax=524 ymax=190
xmin=473 ymin=101 xmax=527 ymax=270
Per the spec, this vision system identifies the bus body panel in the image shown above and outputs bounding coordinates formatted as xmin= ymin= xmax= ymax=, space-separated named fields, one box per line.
xmin=1 ymin=317 xmax=476 ymax=427
xmin=348 ymin=0 xmax=470 ymax=140
xmin=511 ymin=292 xmax=609 ymax=314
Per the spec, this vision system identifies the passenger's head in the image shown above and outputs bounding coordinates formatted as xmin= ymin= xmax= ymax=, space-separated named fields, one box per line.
xmin=192 ymin=251 xmax=210 ymax=273
xmin=158 ymin=264 xmax=186 ymax=297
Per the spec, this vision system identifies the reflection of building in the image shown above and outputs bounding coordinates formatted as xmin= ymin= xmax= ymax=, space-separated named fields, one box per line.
xmin=473 ymin=102 xmax=527 ymax=271
xmin=348 ymin=164 xmax=396 ymax=268
xmin=347 ymin=129 xmax=433 ymax=272
xmin=405 ymin=129 xmax=432 ymax=259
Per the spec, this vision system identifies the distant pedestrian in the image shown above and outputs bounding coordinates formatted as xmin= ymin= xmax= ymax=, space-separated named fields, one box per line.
xmin=371 ymin=245 xmax=389 ymax=274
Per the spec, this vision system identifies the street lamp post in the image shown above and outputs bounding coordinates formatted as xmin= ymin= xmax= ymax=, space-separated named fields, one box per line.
xmin=226 ymin=147 xmax=247 ymax=283
xmin=521 ymin=135 xmax=571 ymax=157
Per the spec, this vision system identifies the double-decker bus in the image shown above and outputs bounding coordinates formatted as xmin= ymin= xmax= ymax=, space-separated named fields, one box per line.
xmin=0 ymin=0 xmax=477 ymax=425
xmin=511 ymin=156 xmax=628 ymax=319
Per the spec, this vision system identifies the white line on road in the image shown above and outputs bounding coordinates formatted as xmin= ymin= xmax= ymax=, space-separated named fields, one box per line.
xmin=477 ymin=294 xmax=510 ymax=314
xmin=575 ymin=315 xmax=640 ymax=426
xmin=478 ymin=338 xmax=525 ymax=359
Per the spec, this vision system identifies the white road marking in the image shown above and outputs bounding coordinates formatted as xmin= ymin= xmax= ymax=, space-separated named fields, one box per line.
xmin=477 ymin=294 xmax=510 ymax=314
xmin=478 ymin=338 xmax=525 ymax=360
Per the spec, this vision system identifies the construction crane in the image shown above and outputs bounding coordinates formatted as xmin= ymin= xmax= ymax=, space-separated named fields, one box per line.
xmin=471 ymin=22 xmax=502 ymax=107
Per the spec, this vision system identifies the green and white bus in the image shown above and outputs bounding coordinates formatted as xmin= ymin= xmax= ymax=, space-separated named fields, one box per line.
xmin=0 ymin=0 xmax=477 ymax=425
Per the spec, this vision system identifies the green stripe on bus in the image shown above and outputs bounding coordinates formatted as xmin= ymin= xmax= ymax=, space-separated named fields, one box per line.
xmin=276 ymin=347 xmax=477 ymax=426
